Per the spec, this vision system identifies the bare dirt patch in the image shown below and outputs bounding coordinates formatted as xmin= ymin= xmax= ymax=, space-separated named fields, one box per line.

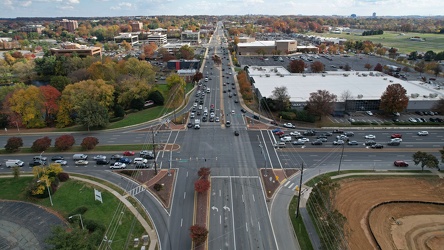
xmin=260 ymin=169 xmax=280 ymax=200
xmin=333 ymin=177 xmax=444 ymax=250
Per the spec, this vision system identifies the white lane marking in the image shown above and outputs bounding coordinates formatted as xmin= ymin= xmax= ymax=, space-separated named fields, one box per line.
xmin=252 ymin=194 xmax=255 ymax=202
xmin=284 ymin=181 xmax=290 ymax=187
xmin=230 ymin=177 xmax=236 ymax=250
xmin=246 ymin=222 xmax=248 ymax=232
xmin=181 ymin=218 xmax=183 ymax=227
xmin=184 ymin=192 xmax=186 ymax=199
xmin=258 ymin=221 xmax=261 ymax=231
xmin=288 ymin=183 xmax=295 ymax=189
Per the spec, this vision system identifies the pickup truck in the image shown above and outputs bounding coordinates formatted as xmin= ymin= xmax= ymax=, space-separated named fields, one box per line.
xmin=194 ymin=119 xmax=201 ymax=129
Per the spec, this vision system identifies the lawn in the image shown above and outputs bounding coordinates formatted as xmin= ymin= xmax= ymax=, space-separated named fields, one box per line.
xmin=107 ymin=106 xmax=173 ymax=129
xmin=0 ymin=176 xmax=146 ymax=249
xmin=306 ymin=31 xmax=444 ymax=54
xmin=289 ymin=196 xmax=314 ymax=250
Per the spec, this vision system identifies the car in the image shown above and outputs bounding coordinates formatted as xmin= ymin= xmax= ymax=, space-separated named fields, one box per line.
xmin=364 ymin=135 xmax=376 ymax=139
xmin=344 ymin=132 xmax=354 ymax=137
xmin=391 ymin=133 xmax=402 ymax=138
xmin=253 ymin=115 xmax=260 ymax=120
xmin=75 ymin=160 xmax=89 ymax=165
xmin=272 ymin=128 xmax=282 ymax=133
xmin=365 ymin=140 xmax=377 ymax=146
xmin=387 ymin=141 xmax=401 ymax=146
xmin=198 ymin=105 xmax=203 ymax=110
xmin=96 ymin=159 xmax=110 ymax=165
xmin=283 ymin=123 xmax=296 ymax=128
xmin=110 ymin=162 xmax=126 ymax=169
xmin=240 ymin=109 xmax=247 ymax=113
xmin=303 ymin=130 xmax=316 ymax=136
xmin=209 ymin=117 xmax=214 ymax=122
xmin=193 ymin=102 xmax=198 ymax=107
xmin=93 ymin=155 xmax=107 ymax=161
xmin=29 ymin=161 xmax=44 ymax=167
xmin=215 ymin=117 xmax=220 ymax=122
xmin=187 ymin=122 xmax=193 ymax=128
xmin=311 ymin=140 xmax=323 ymax=145
xmin=123 ymin=151 xmax=135 ymax=156
xmin=225 ymin=121 xmax=231 ymax=127
xmin=234 ymin=99 xmax=239 ymax=103
xmin=298 ymin=138 xmax=310 ymax=143
xmin=292 ymin=140 xmax=305 ymax=145
xmin=190 ymin=112 xmax=195 ymax=118
xmin=202 ymin=116 xmax=207 ymax=122
xmin=110 ymin=154 xmax=122 ymax=160
xmin=223 ymin=90 xmax=227 ymax=93
xmin=275 ymin=131 xmax=285 ymax=136
xmin=417 ymin=131 xmax=429 ymax=136
xmin=290 ymin=131 xmax=301 ymax=136
xmin=366 ymin=111 xmax=373 ymax=116
xmin=231 ymin=110 xmax=235 ymax=114
xmin=332 ymin=129 xmax=344 ymax=134
xmin=371 ymin=144 xmax=384 ymax=149
xmin=234 ymin=131 xmax=239 ymax=136
xmin=317 ymin=138 xmax=328 ymax=142
xmin=347 ymin=141 xmax=359 ymax=145
xmin=54 ymin=160 xmax=68 ymax=166
xmin=394 ymin=160 xmax=409 ymax=167
xmin=333 ymin=140 xmax=345 ymax=145
xmin=140 ymin=150 xmax=154 ymax=159
xmin=51 ymin=156 xmax=64 ymax=161
xmin=336 ymin=135 xmax=348 ymax=141
xmin=119 ymin=157 xmax=132 ymax=164
xmin=390 ymin=138 xmax=403 ymax=142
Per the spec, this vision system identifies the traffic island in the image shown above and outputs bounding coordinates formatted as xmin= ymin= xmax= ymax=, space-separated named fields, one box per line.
xmin=260 ymin=169 xmax=281 ymax=200
xmin=191 ymin=168 xmax=211 ymax=250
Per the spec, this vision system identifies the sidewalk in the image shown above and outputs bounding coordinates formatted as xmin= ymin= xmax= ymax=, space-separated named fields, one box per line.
xmin=70 ymin=176 xmax=158 ymax=250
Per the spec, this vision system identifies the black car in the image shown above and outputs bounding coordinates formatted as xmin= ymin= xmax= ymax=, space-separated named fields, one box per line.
xmin=253 ymin=115 xmax=260 ymax=120
xmin=202 ymin=116 xmax=207 ymax=122
xmin=333 ymin=129 xmax=344 ymax=134
xmin=371 ymin=144 xmax=384 ymax=149
xmin=96 ymin=159 xmax=110 ymax=165
xmin=110 ymin=154 xmax=123 ymax=160
xmin=234 ymin=131 xmax=239 ymax=136
xmin=29 ymin=161 xmax=45 ymax=167
xmin=311 ymin=140 xmax=323 ymax=145
xmin=51 ymin=156 xmax=64 ymax=161
xmin=135 ymin=163 xmax=149 ymax=169
xmin=344 ymin=132 xmax=354 ymax=137
xmin=241 ymin=109 xmax=247 ymax=113
xmin=303 ymin=130 xmax=316 ymax=136
xmin=187 ymin=123 xmax=193 ymax=128
xmin=365 ymin=140 xmax=377 ymax=146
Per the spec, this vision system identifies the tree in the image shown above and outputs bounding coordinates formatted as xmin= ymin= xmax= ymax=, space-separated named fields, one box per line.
xmin=310 ymin=61 xmax=324 ymax=73
xmin=50 ymin=76 xmax=71 ymax=92
xmin=432 ymin=98 xmax=444 ymax=114
xmin=178 ymin=45 xmax=194 ymax=60
xmin=55 ymin=135 xmax=75 ymax=151
xmin=424 ymin=50 xmax=436 ymax=61
xmin=5 ymin=137 xmax=23 ymax=153
xmin=192 ymin=72 xmax=203 ymax=83
xmin=364 ymin=63 xmax=372 ymax=71
xmin=148 ymin=90 xmax=164 ymax=105
xmin=288 ymin=59 xmax=305 ymax=73
xmin=379 ymin=84 xmax=409 ymax=114
xmin=165 ymin=74 xmax=186 ymax=109
xmin=189 ymin=224 xmax=208 ymax=246
xmin=143 ymin=42 xmax=158 ymax=58
xmin=413 ymin=151 xmax=439 ymax=171
xmin=45 ymin=225 xmax=92 ymax=249
xmin=8 ymin=86 xmax=45 ymax=128
xmin=306 ymin=90 xmax=337 ymax=120
xmin=343 ymin=63 xmax=351 ymax=71
xmin=12 ymin=166 xmax=20 ymax=179
xmin=11 ymin=60 xmax=35 ymax=83
xmin=61 ymin=79 xmax=114 ymax=112
xmin=194 ymin=179 xmax=210 ymax=193
xmin=39 ymin=85 xmax=61 ymax=126
xmin=31 ymin=136 xmax=52 ymax=152
xmin=76 ymin=99 xmax=109 ymax=130
xmin=439 ymin=146 xmax=444 ymax=167
xmin=271 ymin=86 xmax=291 ymax=111
xmin=121 ymin=40 xmax=132 ymax=51
xmin=81 ymin=136 xmax=99 ymax=150
xmin=374 ymin=63 xmax=383 ymax=72
xmin=414 ymin=60 xmax=426 ymax=76
xmin=340 ymin=90 xmax=353 ymax=112
xmin=431 ymin=63 xmax=443 ymax=77
xmin=116 ymin=78 xmax=151 ymax=109
xmin=197 ymin=167 xmax=211 ymax=178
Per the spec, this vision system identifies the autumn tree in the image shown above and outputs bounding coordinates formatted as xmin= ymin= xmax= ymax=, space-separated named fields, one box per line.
xmin=288 ymin=60 xmax=305 ymax=73
xmin=306 ymin=90 xmax=337 ymax=120
xmin=379 ymin=84 xmax=409 ymax=114
xmin=192 ymin=72 xmax=203 ymax=83
xmin=54 ymin=135 xmax=75 ymax=151
xmin=194 ymin=179 xmax=210 ymax=193
xmin=5 ymin=137 xmax=23 ymax=153
xmin=81 ymin=136 xmax=99 ymax=150
xmin=165 ymin=74 xmax=186 ymax=109
xmin=50 ymin=76 xmax=71 ymax=92
xmin=143 ymin=42 xmax=158 ymax=58
xmin=197 ymin=167 xmax=211 ymax=178
xmin=11 ymin=60 xmax=35 ymax=83
xmin=189 ymin=224 xmax=208 ymax=246
xmin=432 ymin=98 xmax=444 ymax=114
xmin=39 ymin=85 xmax=61 ymax=126
xmin=374 ymin=63 xmax=383 ymax=72
xmin=121 ymin=40 xmax=132 ymax=51
xmin=31 ymin=136 xmax=52 ymax=152
xmin=158 ymin=47 xmax=175 ymax=62
xmin=340 ymin=90 xmax=353 ymax=112
xmin=364 ymin=63 xmax=373 ymax=71
xmin=271 ymin=86 xmax=291 ymax=111
xmin=8 ymin=86 xmax=45 ymax=128
xmin=115 ymin=78 xmax=151 ymax=109
xmin=414 ymin=60 xmax=426 ymax=76
xmin=87 ymin=60 xmax=117 ymax=82
xmin=412 ymin=151 xmax=439 ymax=171
xmin=120 ymin=57 xmax=156 ymax=82
xmin=178 ymin=45 xmax=194 ymax=60
xmin=61 ymin=79 xmax=115 ymax=111
xmin=76 ymin=99 xmax=109 ymax=130
xmin=310 ymin=61 xmax=325 ymax=73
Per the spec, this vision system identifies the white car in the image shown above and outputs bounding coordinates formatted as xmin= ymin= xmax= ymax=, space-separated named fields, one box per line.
xmin=290 ymin=131 xmax=301 ymax=136
xmin=417 ymin=131 xmax=429 ymax=136
xmin=364 ymin=135 xmax=376 ymax=139
xmin=93 ymin=155 xmax=106 ymax=161
xmin=366 ymin=111 xmax=373 ymax=116
xmin=110 ymin=162 xmax=126 ymax=169
xmin=231 ymin=110 xmax=235 ymax=114
xmin=54 ymin=160 xmax=67 ymax=166
xmin=391 ymin=138 xmax=403 ymax=142
xmin=283 ymin=123 xmax=296 ymax=128
xmin=198 ymin=105 xmax=203 ymax=110
xmin=298 ymin=138 xmax=310 ymax=143
xmin=75 ymin=160 xmax=89 ymax=165
xmin=193 ymin=103 xmax=197 ymax=107
xmin=333 ymin=140 xmax=345 ymax=145
xmin=408 ymin=117 xmax=417 ymax=123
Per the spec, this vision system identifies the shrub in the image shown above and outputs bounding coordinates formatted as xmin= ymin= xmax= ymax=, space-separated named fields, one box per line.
xmin=54 ymin=134 xmax=75 ymax=151
xmin=31 ymin=136 xmax=52 ymax=152
xmin=83 ymin=219 xmax=106 ymax=233
xmin=113 ymin=104 xmax=125 ymax=118
xmin=197 ymin=167 xmax=211 ymax=178
xmin=189 ymin=224 xmax=208 ymax=245
xmin=194 ymin=179 xmax=210 ymax=193
xmin=148 ymin=90 xmax=165 ymax=105
xmin=58 ymin=172 xmax=70 ymax=182
xmin=5 ymin=137 xmax=23 ymax=152
xmin=81 ymin=137 xmax=99 ymax=150
xmin=153 ymin=183 xmax=163 ymax=191
xmin=12 ymin=166 xmax=20 ymax=178
xmin=69 ymin=206 xmax=88 ymax=216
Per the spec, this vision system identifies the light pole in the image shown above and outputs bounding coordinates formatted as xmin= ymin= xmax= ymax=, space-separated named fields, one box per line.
xmin=337 ymin=141 xmax=346 ymax=174
xmin=295 ymin=163 xmax=304 ymax=218
xmin=14 ymin=121 xmax=20 ymax=133
xmin=37 ymin=178 xmax=53 ymax=206
xmin=69 ymin=214 xmax=84 ymax=229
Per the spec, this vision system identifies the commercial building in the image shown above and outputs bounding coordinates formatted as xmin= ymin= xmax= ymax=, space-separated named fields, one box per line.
xmin=114 ymin=33 xmax=139 ymax=45
xmin=50 ymin=42 xmax=102 ymax=57
xmin=181 ymin=30 xmax=201 ymax=44
xmin=59 ymin=19 xmax=78 ymax=33
xmin=20 ymin=25 xmax=45 ymax=34
xmin=167 ymin=59 xmax=200 ymax=70
xmin=161 ymin=42 xmax=190 ymax=55
xmin=130 ymin=21 xmax=143 ymax=32
xmin=147 ymin=33 xmax=167 ymax=46
xmin=237 ymin=40 xmax=297 ymax=55
xmin=246 ymin=66 xmax=444 ymax=111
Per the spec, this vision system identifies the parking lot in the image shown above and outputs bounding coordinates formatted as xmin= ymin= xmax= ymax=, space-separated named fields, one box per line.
xmin=328 ymin=111 xmax=444 ymax=125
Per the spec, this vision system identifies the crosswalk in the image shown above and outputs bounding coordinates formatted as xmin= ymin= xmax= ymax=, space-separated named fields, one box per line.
xmin=128 ymin=185 xmax=145 ymax=196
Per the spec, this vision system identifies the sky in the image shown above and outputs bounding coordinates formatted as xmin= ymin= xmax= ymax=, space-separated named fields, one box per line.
xmin=1 ymin=0 xmax=443 ymax=18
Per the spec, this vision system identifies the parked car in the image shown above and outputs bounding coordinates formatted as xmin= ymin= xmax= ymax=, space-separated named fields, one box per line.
xmin=394 ymin=160 xmax=409 ymax=167
xmin=110 ymin=162 xmax=126 ymax=169
xmin=75 ymin=160 xmax=89 ymax=165
xmin=283 ymin=123 xmax=296 ymax=128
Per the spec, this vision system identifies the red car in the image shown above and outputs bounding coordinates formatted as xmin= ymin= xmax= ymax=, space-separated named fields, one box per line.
xmin=123 ymin=151 xmax=135 ymax=156
xmin=275 ymin=131 xmax=285 ymax=136
xmin=394 ymin=160 xmax=409 ymax=167
xmin=391 ymin=133 xmax=402 ymax=138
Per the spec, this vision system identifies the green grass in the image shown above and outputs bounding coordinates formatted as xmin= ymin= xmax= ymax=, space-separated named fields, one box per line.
xmin=289 ymin=196 xmax=314 ymax=250
xmin=0 ymin=176 xmax=146 ymax=250
xmin=107 ymin=106 xmax=173 ymax=129
xmin=306 ymin=31 xmax=444 ymax=54
xmin=305 ymin=170 xmax=368 ymax=187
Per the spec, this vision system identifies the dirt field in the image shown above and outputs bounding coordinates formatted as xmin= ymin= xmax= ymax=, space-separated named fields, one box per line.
xmin=333 ymin=177 xmax=444 ymax=250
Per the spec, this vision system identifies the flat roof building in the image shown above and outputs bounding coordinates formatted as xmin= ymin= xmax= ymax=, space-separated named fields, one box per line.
xmin=162 ymin=42 xmax=191 ymax=54
xmin=247 ymin=66 xmax=444 ymax=111
xmin=237 ymin=40 xmax=297 ymax=55
xmin=50 ymin=42 xmax=102 ymax=57
xmin=130 ymin=21 xmax=143 ymax=32
xmin=59 ymin=19 xmax=78 ymax=33
xmin=181 ymin=30 xmax=201 ymax=44
xmin=20 ymin=25 xmax=45 ymax=34
xmin=147 ymin=33 xmax=167 ymax=46
xmin=114 ymin=33 xmax=139 ymax=45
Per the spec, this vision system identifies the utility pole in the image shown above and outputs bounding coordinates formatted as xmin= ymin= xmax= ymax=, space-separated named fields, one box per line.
xmin=152 ymin=129 xmax=158 ymax=175
xmin=338 ymin=141 xmax=345 ymax=174
xmin=295 ymin=162 xmax=304 ymax=218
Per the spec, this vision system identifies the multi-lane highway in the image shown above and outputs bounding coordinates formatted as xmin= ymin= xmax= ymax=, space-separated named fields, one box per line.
xmin=1 ymin=21 xmax=443 ymax=250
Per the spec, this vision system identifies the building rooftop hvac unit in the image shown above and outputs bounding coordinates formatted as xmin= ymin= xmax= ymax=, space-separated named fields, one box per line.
xmin=411 ymin=93 xmax=419 ymax=98
xmin=429 ymin=93 xmax=438 ymax=98
xmin=357 ymin=94 xmax=363 ymax=99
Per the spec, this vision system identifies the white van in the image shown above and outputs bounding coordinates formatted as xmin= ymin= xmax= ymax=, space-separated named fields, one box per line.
xmin=134 ymin=158 xmax=148 ymax=164
xmin=5 ymin=160 xmax=24 ymax=168
xmin=280 ymin=136 xmax=292 ymax=142
xmin=73 ymin=154 xmax=88 ymax=160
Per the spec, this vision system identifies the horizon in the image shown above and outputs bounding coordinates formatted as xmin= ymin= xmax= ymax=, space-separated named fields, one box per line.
xmin=2 ymin=0 xmax=444 ymax=19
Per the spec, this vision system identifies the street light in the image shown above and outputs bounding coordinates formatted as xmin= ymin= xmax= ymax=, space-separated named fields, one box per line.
xmin=69 ymin=214 xmax=84 ymax=229
xmin=37 ymin=178 xmax=53 ymax=206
